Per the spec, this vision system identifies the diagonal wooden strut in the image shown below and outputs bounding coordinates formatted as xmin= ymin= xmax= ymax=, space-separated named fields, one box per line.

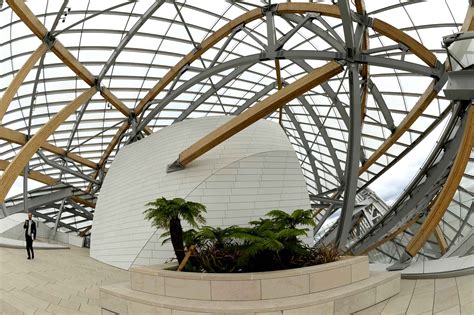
xmin=170 ymin=61 xmax=343 ymax=170
xmin=0 ymin=87 xmax=97 ymax=203
xmin=0 ymin=127 xmax=97 ymax=170
xmin=0 ymin=43 xmax=47 ymax=122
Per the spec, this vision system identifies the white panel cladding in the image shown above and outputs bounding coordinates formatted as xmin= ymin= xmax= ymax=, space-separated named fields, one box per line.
xmin=91 ymin=116 xmax=310 ymax=270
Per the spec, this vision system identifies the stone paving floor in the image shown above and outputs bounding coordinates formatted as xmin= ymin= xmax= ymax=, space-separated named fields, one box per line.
xmin=0 ymin=246 xmax=128 ymax=314
xmin=0 ymin=246 xmax=472 ymax=314
xmin=356 ymin=274 xmax=474 ymax=315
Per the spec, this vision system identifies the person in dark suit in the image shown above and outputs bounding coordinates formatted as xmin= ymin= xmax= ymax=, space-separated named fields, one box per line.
xmin=23 ymin=212 xmax=36 ymax=259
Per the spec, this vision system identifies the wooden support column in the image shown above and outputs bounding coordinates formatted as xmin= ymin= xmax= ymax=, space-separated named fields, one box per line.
xmin=0 ymin=87 xmax=97 ymax=203
xmin=173 ymin=61 xmax=343 ymax=168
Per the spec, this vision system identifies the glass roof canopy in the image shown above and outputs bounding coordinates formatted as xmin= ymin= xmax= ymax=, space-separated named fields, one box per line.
xmin=0 ymin=0 xmax=472 ymax=262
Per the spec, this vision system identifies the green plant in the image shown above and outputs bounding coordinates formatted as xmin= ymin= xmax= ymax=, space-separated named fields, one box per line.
xmin=185 ymin=209 xmax=332 ymax=273
xmin=193 ymin=225 xmax=240 ymax=248
xmin=143 ymin=197 xmax=206 ymax=264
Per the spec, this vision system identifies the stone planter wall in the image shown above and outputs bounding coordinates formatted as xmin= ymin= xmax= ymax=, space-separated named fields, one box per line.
xmin=100 ymin=256 xmax=401 ymax=314
xmin=130 ymin=256 xmax=369 ymax=301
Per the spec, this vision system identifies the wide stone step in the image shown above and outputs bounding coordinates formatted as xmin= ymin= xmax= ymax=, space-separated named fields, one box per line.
xmin=100 ymin=271 xmax=400 ymax=314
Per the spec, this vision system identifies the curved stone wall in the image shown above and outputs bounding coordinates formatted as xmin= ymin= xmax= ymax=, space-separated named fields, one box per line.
xmin=91 ymin=116 xmax=310 ymax=269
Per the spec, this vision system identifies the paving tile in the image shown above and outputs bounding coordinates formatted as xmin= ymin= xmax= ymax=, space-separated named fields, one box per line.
xmin=78 ymin=302 xmax=102 ymax=314
xmin=2 ymin=245 xmax=472 ymax=315
xmin=433 ymin=286 xmax=460 ymax=313
xmin=435 ymin=304 xmax=461 ymax=315
xmin=22 ymin=288 xmax=61 ymax=306
xmin=0 ymin=298 xmax=23 ymax=314
xmin=0 ymin=290 xmax=38 ymax=315
xmin=413 ymin=279 xmax=435 ymax=296
xmin=9 ymin=288 xmax=50 ymax=310
xmin=406 ymin=291 xmax=435 ymax=315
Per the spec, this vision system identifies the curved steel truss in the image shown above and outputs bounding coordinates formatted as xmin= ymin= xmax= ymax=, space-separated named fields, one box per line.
xmin=0 ymin=0 xmax=472 ymax=264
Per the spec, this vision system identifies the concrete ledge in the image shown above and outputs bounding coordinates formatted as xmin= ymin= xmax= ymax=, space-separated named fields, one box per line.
xmin=369 ymin=254 xmax=474 ymax=279
xmin=100 ymin=271 xmax=400 ymax=314
xmin=129 ymin=256 xmax=369 ymax=300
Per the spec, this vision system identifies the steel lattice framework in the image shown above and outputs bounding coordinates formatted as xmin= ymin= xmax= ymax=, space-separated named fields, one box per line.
xmin=0 ymin=0 xmax=472 ymax=265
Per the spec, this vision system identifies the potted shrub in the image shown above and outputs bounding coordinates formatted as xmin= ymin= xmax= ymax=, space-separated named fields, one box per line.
xmin=144 ymin=197 xmax=341 ymax=272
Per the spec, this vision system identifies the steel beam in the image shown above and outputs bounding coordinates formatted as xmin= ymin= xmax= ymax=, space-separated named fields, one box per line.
xmin=333 ymin=0 xmax=362 ymax=250
xmin=4 ymin=187 xmax=73 ymax=216
xmin=0 ymin=87 xmax=97 ymax=203
xmin=0 ymin=127 xmax=98 ymax=169
xmin=351 ymin=104 xmax=468 ymax=255
xmin=36 ymin=150 xmax=101 ymax=185
xmin=275 ymin=14 xmax=311 ymax=51
xmin=405 ymin=105 xmax=473 ymax=256
xmin=0 ymin=43 xmax=47 ymax=122
xmin=232 ymin=82 xmax=277 ymax=115
xmin=284 ymin=107 xmax=322 ymax=193
xmin=367 ymin=79 xmax=396 ymax=131
xmin=51 ymin=198 xmax=66 ymax=239
xmin=67 ymin=199 xmax=93 ymax=220
xmin=291 ymin=59 xmax=350 ymax=127
xmin=98 ymin=0 xmax=165 ymax=81
xmin=170 ymin=61 xmax=344 ymax=170
xmin=296 ymin=95 xmax=344 ymax=180
xmin=448 ymin=201 xmax=474 ymax=249
xmin=175 ymin=65 xmax=252 ymax=122
xmin=32 ymin=210 xmax=79 ymax=232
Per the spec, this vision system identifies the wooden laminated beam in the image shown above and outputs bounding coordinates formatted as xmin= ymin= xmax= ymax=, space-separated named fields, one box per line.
xmin=406 ymin=106 xmax=474 ymax=257
xmin=0 ymin=43 xmax=48 ymax=122
xmin=0 ymin=159 xmax=95 ymax=209
xmin=176 ymin=61 xmax=343 ymax=167
xmin=359 ymin=81 xmax=438 ymax=174
xmin=433 ymin=225 xmax=448 ymax=254
xmin=6 ymin=0 xmax=132 ymax=114
xmin=464 ymin=4 xmax=474 ymax=31
xmin=136 ymin=2 xmax=435 ymax=116
xmin=0 ymin=159 xmax=57 ymax=186
xmin=6 ymin=0 xmax=445 ymax=193
xmin=0 ymin=127 xmax=98 ymax=170
xmin=134 ymin=4 xmax=341 ymax=115
xmin=108 ymin=3 xmax=437 ymax=170
xmin=0 ymin=87 xmax=97 ymax=203
xmin=4 ymin=0 xmax=135 ymax=194
xmin=100 ymin=4 xmax=342 ymax=162
xmin=360 ymin=3 xmax=473 ymax=175
xmin=372 ymin=19 xmax=437 ymax=67
xmin=100 ymin=87 xmax=132 ymax=116
xmin=99 ymin=121 xmax=130 ymax=167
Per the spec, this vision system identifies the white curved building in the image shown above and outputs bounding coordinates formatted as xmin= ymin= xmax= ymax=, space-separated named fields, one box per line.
xmin=91 ymin=116 xmax=310 ymax=269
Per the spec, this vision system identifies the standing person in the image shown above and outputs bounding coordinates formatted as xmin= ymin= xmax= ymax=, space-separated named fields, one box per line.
xmin=23 ymin=212 xmax=36 ymax=260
